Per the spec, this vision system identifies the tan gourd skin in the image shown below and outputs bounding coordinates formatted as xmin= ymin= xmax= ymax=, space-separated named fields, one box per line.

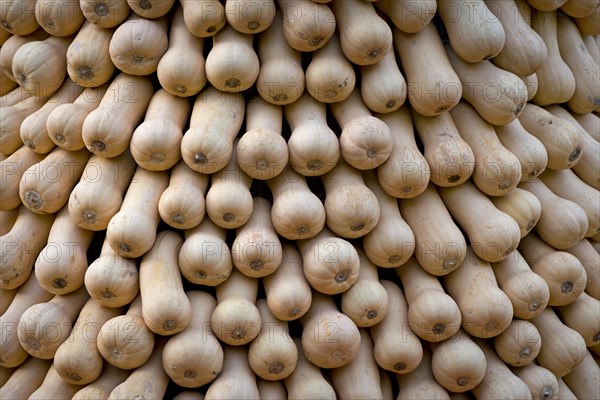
xmin=163 ymin=291 xmax=223 ymax=388
xmin=127 ymin=0 xmax=174 ymax=19
xmin=0 ymin=73 xmax=17 ymax=96
xmin=284 ymin=338 xmax=336 ymax=400
xmin=53 ymin=298 xmax=123 ymax=385
xmin=396 ymin=347 xmax=449 ymax=400
xmin=84 ymin=238 xmax=139 ymax=308
xmin=0 ymin=208 xmax=18 ymax=236
xmin=564 ymin=239 xmax=600 ymax=300
xmin=79 ymin=0 xmax=130 ymax=29
xmin=0 ymin=0 xmax=39 ymax=35
xmin=248 ymin=299 xmax=297 ymax=380
xmin=257 ymin=380 xmax=285 ymax=400
xmin=494 ymin=319 xmax=541 ymax=367
xmin=35 ymin=0 xmax=84 ymax=36
xmin=204 ymin=345 xmax=260 ymax=400
xmin=523 ymin=73 xmax=539 ymax=100
xmin=363 ymin=170 xmax=415 ymax=268
xmin=181 ymin=86 xmax=245 ymax=174
xmin=0 ymin=357 xmax=51 ymax=399
xmin=0 ymin=206 xmax=54 ymax=290
xmin=0 ymin=146 xmax=45 ymax=210
xmin=284 ymin=92 xmax=340 ymax=176
xmin=34 ymin=205 xmax=94 ymax=295
xmin=106 ymin=167 xmax=169 ymax=258
xmin=1 ymin=85 xmax=39 ymax=109
xmin=300 ymin=292 xmax=361 ymax=369
xmin=557 ymin=292 xmax=600 ymax=347
xmin=237 ymin=96 xmax=288 ymax=180
xmin=491 ymin=249 xmax=550 ymax=320
xmin=173 ymin=391 xmax=206 ymax=400
xmin=17 ymin=286 xmax=89 ymax=359
xmin=178 ymin=218 xmax=233 ymax=286
xmin=557 ymin=378 xmax=578 ymax=400
xmin=562 ymin=350 xmax=600 ymax=400
xmin=528 ymin=0 xmax=569 ymax=11
xmin=0 ymin=29 xmax=48 ymax=82
xmin=72 ymin=364 xmax=131 ymax=400
xmin=82 ymin=73 xmax=154 ymax=158
xmin=211 ymin=269 xmax=261 ymax=345
xmin=66 ymin=21 xmax=115 ymax=87
xmin=140 ymin=231 xmax=192 ymax=336
xmin=561 ymin=0 xmax=599 ymax=17
xmin=582 ymin=35 xmax=600 ymax=65
xmin=360 ymin=49 xmax=407 ymax=114
xmin=0 ymin=274 xmax=53 ymax=368
xmin=490 ymin=188 xmax=542 ymax=238
xmin=374 ymin=0 xmax=436 ymax=33
xmin=256 ymin=11 xmax=304 ymax=105
xmin=397 ymin=258 xmax=461 ymax=343
xmin=180 ymin=0 xmax=225 ymax=38
xmin=277 ymin=0 xmax=336 ymax=52
xmin=529 ymin=307 xmax=587 ymax=377
xmin=572 ymin=129 xmax=600 ymax=190
xmin=97 ymin=295 xmax=154 ymax=370
xmin=225 ymin=0 xmax=275 ymax=34
xmin=263 ymin=242 xmax=312 ymax=321
xmin=376 ymin=107 xmax=430 ymax=198
xmin=28 ymin=366 xmax=82 ymax=400
xmin=572 ymin=111 xmax=600 ymax=141
xmin=394 ymin=23 xmax=462 ymax=116
xmin=0 ymin=287 xmax=17 ymax=314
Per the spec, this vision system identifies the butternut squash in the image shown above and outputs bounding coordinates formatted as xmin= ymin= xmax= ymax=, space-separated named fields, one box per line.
xmin=0 ymin=357 xmax=50 ymax=399
xmin=359 ymin=49 xmax=407 ymax=114
xmin=524 ymin=72 xmax=539 ymax=100
xmin=158 ymin=161 xmax=209 ymax=230
xmin=181 ymin=86 xmax=245 ymax=174
xmin=430 ymin=329 xmax=487 ymax=392
xmin=373 ymin=0 xmax=437 ymax=34
xmin=97 ymin=295 xmax=154 ymax=370
xmin=157 ymin=6 xmax=206 ymax=97
xmin=564 ymin=239 xmax=600 ymax=300
xmin=84 ymin=238 xmax=138 ymax=308
xmin=162 ymin=291 xmax=223 ymax=388
xmin=53 ymin=298 xmax=123 ymax=385
xmin=82 ymin=73 xmax=154 ymax=158
xmin=66 ymin=21 xmax=115 ymax=87
xmin=0 ymin=287 xmax=16 ymax=315
xmin=79 ymin=0 xmax=130 ymax=28
xmin=530 ymin=307 xmax=587 ymax=377
xmin=0 ymin=146 xmax=45 ymax=210
xmin=35 ymin=0 xmax=85 ymax=36
xmin=494 ymin=319 xmax=541 ymax=366
xmin=572 ymin=128 xmax=600 ymax=189
xmin=528 ymin=0 xmax=568 ymax=10
xmin=256 ymin=10 xmax=304 ymax=105
xmin=1 ymin=85 xmax=38 ymax=108
xmin=395 ymin=347 xmax=449 ymax=400
xmin=561 ymin=0 xmax=600 ymax=17
xmin=204 ymin=345 xmax=260 ymax=400
xmin=140 ymin=230 xmax=191 ymax=335
xmin=277 ymin=0 xmax=336 ymax=52
xmin=127 ymin=0 xmax=174 ymax=18
xmin=305 ymin=32 xmax=355 ymax=103
xmin=263 ymin=242 xmax=312 ymax=321
xmin=557 ymin=378 xmax=578 ymax=400
xmin=179 ymin=0 xmax=224 ymax=38
xmin=395 ymin=23 xmax=462 ymax=116
xmin=562 ymin=350 xmax=600 ymax=400
xmin=490 ymin=188 xmax=542 ymax=238
xmin=0 ymin=208 xmax=18 ymax=236
xmin=109 ymin=14 xmax=168 ymax=76
xmin=491 ymin=249 xmax=549 ymax=319
xmin=28 ymin=363 xmax=82 ymax=399
xmin=225 ymin=0 xmax=275 ymax=34
xmin=284 ymin=338 xmax=336 ymax=399
xmin=205 ymin=144 xmax=254 ymax=229
xmin=0 ymin=71 xmax=16 ymax=95
xmin=237 ymin=96 xmax=288 ymax=180
xmin=557 ymin=292 xmax=600 ymax=347
xmin=106 ymin=167 xmax=169 ymax=258
xmin=211 ymin=269 xmax=261 ymax=345
xmin=248 ymin=299 xmax=297 ymax=380
xmin=284 ymin=91 xmax=340 ymax=176
xmin=0 ymin=0 xmax=39 ymax=35
xmin=17 ymin=286 xmax=89 ymax=359
xmin=1 ymin=93 xmax=53 ymax=156
xmin=71 ymin=364 xmax=130 ymax=400
xmin=0 ymin=29 xmax=48 ymax=81
xmin=398 ymin=184 xmax=467 ymax=275
xmin=300 ymin=292 xmax=361 ymax=368
xmin=572 ymin=111 xmax=600 ymax=141
xmin=173 ymin=392 xmax=205 ymax=400
xmin=257 ymin=380 xmax=286 ymax=400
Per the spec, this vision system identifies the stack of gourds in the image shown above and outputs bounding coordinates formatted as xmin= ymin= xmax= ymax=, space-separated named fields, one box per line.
xmin=1 ymin=0 xmax=599 ymax=398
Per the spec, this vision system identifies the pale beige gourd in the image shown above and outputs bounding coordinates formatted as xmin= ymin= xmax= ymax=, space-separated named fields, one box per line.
xmin=0 ymin=357 xmax=51 ymax=400
xmin=108 ymin=14 xmax=168 ymax=75
xmin=0 ymin=0 xmax=39 ymax=35
xmin=210 ymin=269 xmax=261 ymax=345
xmin=277 ymin=0 xmax=336 ymax=51
xmin=564 ymin=239 xmax=600 ymax=300
xmin=267 ymin=166 xmax=325 ymax=240
xmin=438 ymin=0 xmax=505 ymax=62
xmin=158 ymin=161 xmax=209 ymax=230
xmin=373 ymin=0 xmax=437 ymax=33
xmin=106 ymin=167 xmax=169 ymax=258
xmin=204 ymin=144 xmax=254 ymax=229
xmin=524 ymin=73 xmax=539 ymax=100
xmin=528 ymin=0 xmax=568 ymax=10
xmin=396 ymin=257 xmax=462 ymax=342
xmin=494 ymin=319 xmax=542 ymax=366
xmin=284 ymin=338 xmax=336 ymax=399
xmin=0 ymin=208 xmax=18 ymax=236
xmin=179 ymin=0 xmax=224 ymax=38
xmin=572 ymin=129 xmax=600 ymax=190
xmin=79 ymin=0 xmax=130 ymax=28
xmin=439 ymin=180 xmax=521 ymax=263
xmin=204 ymin=346 xmax=260 ymax=400
xmin=411 ymin=109 xmax=475 ymax=187
xmin=205 ymin=26 xmax=259 ymax=92
xmin=1 ymin=85 xmax=39 ymax=108
xmin=127 ymin=0 xmax=174 ymax=18
xmin=180 ymin=86 xmax=245 ymax=174
xmin=140 ymin=231 xmax=192 ymax=336
xmin=284 ymin=91 xmax=340 ymax=176
xmin=162 ymin=291 xmax=223 ymax=388
xmin=31 ymin=363 xmax=82 ymax=398
xmin=84 ymin=238 xmax=139 ymax=308
xmin=487 ymin=0 xmax=548 ymax=77
xmin=561 ymin=0 xmax=600 ymax=17
xmin=97 ymin=295 xmax=154 ymax=370
xmin=0 ymin=72 xmax=16 ymax=95
xmin=399 ymin=184 xmax=467 ymax=275
xmin=305 ymin=32 xmax=355 ymax=103
xmin=572 ymin=111 xmax=600 ymax=141
xmin=450 ymin=102 xmax=522 ymax=195
xmin=66 ymin=21 xmax=115 ymax=87
xmin=34 ymin=205 xmax=95 ymax=295
xmin=17 ymin=286 xmax=89 ymax=359
xmin=53 ymin=298 xmax=123 ymax=385
xmin=363 ymin=170 xmax=415 ymax=267
xmin=490 ymin=188 xmax=542 ymax=238
xmin=157 ymin=6 xmax=206 ymax=97
xmin=300 ymin=292 xmax=361 ymax=369
xmin=257 ymin=379 xmax=286 ymax=400
xmin=263 ymin=242 xmax=312 ymax=321
xmin=256 ymin=10 xmax=304 ymax=105
xmin=395 ymin=347 xmax=450 ymax=400
xmin=394 ymin=23 xmax=462 ymax=116
xmin=71 ymin=364 xmax=130 ymax=400
xmin=237 ymin=96 xmax=288 ymax=179
xmin=35 ymin=0 xmax=84 ymax=36
xmin=225 ymin=0 xmax=275 ymax=34
xmin=0 ymin=146 xmax=45 ymax=210
xmin=0 ymin=29 xmax=48 ymax=81
xmin=359 ymin=49 xmax=407 ymax=114
xmin=557 ymin=378 xmax=578 ymax=400
xmin=0 ymin=287 xmax=16 ymax=314
xmin=178 ymin=218 xmax=232 ymax=286
xmin=369 ymin=280 xmax=423 ymax=374
xmin=562 ymin=350 xmax=600 ymax=400
xmin=82 ymin=72 xmax=154 ymax=158
xmin=556 ymin=292 xmax=600 ymax=347
xmin=248 ymin=299 xmax=297 ymax=380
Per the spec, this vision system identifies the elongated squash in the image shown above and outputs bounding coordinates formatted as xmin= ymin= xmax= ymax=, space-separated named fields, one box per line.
xmin=225 ymin=0 xmax=275 ymax=34
xmin=277 ymin=0 xmax=336 ymax=52
xmin=28 ymin=364 xmax=80 ymax=400
xmin=557 ymin=292 xmax=600 ymax=347
xmin=395 ymin=347 xmax=449 ymax=400
xmin=71 ymin=364 xmax=130 ymax=400
xmin=0 ymin=357 xmax=51 ymax=399
xmin=490 ymin=188 xmax=542 ymax=238
xmin=1 ymin=93 xmax=52 ymax=155
xmin=180 ymin=0 xmax=225 ymax=38
xmin=35 ymin=0 xmax=84 ymax=36
xmin=561 ymin=0 xmax=600 ymax=17
xmin=0 ymin=146 xmax=45 ymax=210
xmin=557 ymin=378 xmax=578 ymax=400
xmin=564 ymin=239 xmax=600 ymax=300
xmin=0 ymin=29 xmax=48 ymax=83
xmin=0 ymin=209 xmax=18 ymax=236
xmin=373 ymin=0 xmax=437 ymax=33
xmin=572 ymin=111 xmax=600 ymax=141
xmin=494 ymin=319 xmax=541 ymax=367
xmin=284 ymin=338 xmax=336 ymax=399
xmin=79 ymin=0 xmax=130 ymax=28
xmin=528 ymin=0 xmax=568 ymax=10
xmin=572 ymin=129 xmax=600 ymax=190
xmin=127 ymin=0 xmax=174 ymax=18
xmin=204 ymin=346 xmax=260 ymax=400
xmin=257 ymin=379 xmax=286 ymax=400
xmin=360 ymin=49 xmax=407 ymax=114
xmin=0 ymin=0 xmax=39 ymax=35
xmin=0 ymin=287 xmax=16 ymax=314
xmin=562 ymin=350 xmax=600 ymax=400
xmin=66 ymin=20 xmax=115 ymax=87
xmin=523 ymin=73 xmax=539 ymax=100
